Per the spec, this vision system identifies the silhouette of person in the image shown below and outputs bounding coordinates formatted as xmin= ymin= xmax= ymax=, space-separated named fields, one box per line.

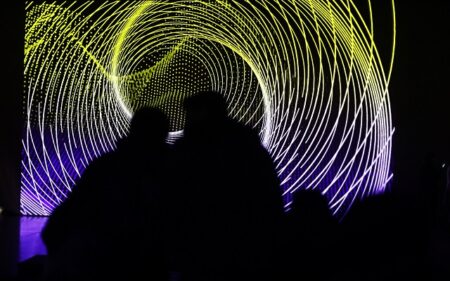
xmin=282 ymin=189 xmax=338 ymax=281
xmin=42 ymin=107 xmax=169 ymax=281
xmin=340 ymin=194 xmax=401 ymax=281
xmin=168 ymin=91 xmax=283 ymax=281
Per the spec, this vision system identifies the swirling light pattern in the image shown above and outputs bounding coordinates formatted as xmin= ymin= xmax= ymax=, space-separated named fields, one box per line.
xmin=23 ymin=1 xmax=395 ymax=217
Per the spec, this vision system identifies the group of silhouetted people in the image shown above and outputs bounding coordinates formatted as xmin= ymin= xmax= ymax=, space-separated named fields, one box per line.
xmin=24 ymin=91 xmax=449 ymax=281
xmin=39 ymin=92 xmax=284 ymax=281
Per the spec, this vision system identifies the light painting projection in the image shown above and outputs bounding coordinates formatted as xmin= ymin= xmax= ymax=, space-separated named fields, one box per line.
xmin=23 ymin=1 xmax=396 ymax=216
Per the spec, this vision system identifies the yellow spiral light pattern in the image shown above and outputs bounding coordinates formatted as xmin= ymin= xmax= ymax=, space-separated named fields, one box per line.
xmin=23 ymin=1 xmax=395 ymax=216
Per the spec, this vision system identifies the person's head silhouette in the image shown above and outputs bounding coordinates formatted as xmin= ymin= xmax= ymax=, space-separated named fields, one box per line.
xmin=183 ymin=91 xmax=228 ymax=135
xmin=128 ymin=107 xmax=169 ymax=148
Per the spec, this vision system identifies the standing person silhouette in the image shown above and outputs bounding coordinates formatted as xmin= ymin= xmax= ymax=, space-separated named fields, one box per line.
xmin=169 ymin=91 xmax=283 ymax=281
xmin=42 ymin=107 xmax=170 ymax=281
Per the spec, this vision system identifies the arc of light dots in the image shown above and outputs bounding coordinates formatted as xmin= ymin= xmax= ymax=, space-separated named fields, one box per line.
xmin=110 ymin=2 xmax=274 ymax=144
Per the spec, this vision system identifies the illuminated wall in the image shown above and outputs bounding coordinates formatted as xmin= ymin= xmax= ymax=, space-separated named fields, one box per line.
xmin=23 ymin=1 xmax=396 ymax=216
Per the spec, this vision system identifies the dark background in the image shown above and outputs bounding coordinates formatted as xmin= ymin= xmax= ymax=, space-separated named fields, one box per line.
xmin=1 ymin=1 xmax=449 ymax=214
xmin=0 ymin=1 xmax=23 ymax=215
xmin=388 ymin=1 xmax=450 ymax=197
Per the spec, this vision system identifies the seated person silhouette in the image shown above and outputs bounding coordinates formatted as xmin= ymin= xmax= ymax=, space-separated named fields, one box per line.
xmin=42 ymin=107 xmax=169 ymax=281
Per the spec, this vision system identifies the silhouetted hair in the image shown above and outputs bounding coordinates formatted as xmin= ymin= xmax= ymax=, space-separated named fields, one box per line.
xmin=129 ymin=107 xmax=169 ymax=143
xmin=184 ymin=91 xmax=228 ymax=120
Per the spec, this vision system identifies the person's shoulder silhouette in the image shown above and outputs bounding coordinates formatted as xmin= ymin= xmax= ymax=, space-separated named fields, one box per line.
xmin=289 ymin=189 xmax=332 ymax=222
